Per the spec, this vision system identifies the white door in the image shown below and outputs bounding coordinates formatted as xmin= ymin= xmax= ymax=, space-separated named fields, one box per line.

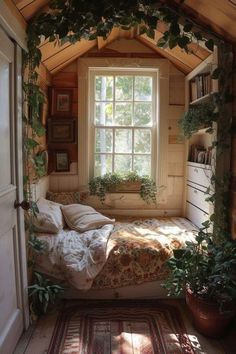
xmin=0 ymin=28 xmax=26 ymax=354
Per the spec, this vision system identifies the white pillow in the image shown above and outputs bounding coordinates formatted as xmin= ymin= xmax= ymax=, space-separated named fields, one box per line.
xmin=33 ymin=198 xmax=64 ymax=233
xmin=61 ymin=204 xmax=115 ymax=232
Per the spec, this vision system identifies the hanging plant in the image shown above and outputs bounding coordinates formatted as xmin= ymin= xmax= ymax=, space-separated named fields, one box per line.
xmin=179 ymin=99 xmax=217 ymax=138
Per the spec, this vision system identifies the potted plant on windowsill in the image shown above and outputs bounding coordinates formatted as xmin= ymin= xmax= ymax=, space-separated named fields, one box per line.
xmin=89 ymin=171 xmax=157 ymax=204
xmin=164 ymin=225 xmax=236 ymax=338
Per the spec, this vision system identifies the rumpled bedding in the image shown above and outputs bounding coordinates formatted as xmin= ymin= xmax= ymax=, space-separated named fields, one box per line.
xmin=35 ymin=217 xmax=197 ymax=291
xmin=35 ymin=224 xmax=114 ymax=290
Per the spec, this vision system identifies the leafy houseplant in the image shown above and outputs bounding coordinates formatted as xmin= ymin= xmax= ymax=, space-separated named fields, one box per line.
xmin=27 ymin=234 xmax=64 ymax=317
xmin=89 ymin=172 xmax=157 ymax=204
xmin=28 ymin=272 xmax=64 ymax=316
xmin=164 ymin=226 xmax=236 ymax=337
xmin=179 ymin=99 xmax=216 ymax=138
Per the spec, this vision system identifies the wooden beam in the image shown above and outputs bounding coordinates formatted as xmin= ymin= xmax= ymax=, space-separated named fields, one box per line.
xmin=40 ymin=40 xmax=72 ymax=62
xmin=13 ymin=0 xmax=48 ymax=20
xmin=174 ymin=0 xmax=236 ymax=42
xmin=97 ymin=27 xmax=120 ymax=50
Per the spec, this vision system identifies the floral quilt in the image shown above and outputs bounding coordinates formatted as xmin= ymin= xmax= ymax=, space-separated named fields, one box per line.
xmin=92 ymin=217 xmax=197 ymax=289
xmin=35 ymin=217 xmax=196 ymax=291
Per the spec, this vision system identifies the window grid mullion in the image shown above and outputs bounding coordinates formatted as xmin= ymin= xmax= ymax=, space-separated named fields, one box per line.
xmin=112 ymin=127 xmax=115 ymax=173
xmin=94 ymin=73 xmax=154 ymax=177
xmin=131 ymin=128 xmax=134 ymax=171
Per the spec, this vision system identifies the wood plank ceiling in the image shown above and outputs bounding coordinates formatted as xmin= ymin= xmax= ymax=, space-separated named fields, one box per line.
xmin=12 ymin=0 xmax=236 ymax=74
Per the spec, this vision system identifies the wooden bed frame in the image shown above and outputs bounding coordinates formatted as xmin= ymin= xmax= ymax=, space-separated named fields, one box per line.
xmin=63 ymin=280 xmax=178 ymax=300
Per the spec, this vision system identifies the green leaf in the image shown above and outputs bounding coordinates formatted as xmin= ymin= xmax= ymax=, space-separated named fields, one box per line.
xmin=178 ymin=36 xmax=190 ymax=49
xmin=169 ymin=22 xmax=180 ymax=36
xmin=168 ymin=36 xmax=178 ymax=49
xmin=24 ymin=138 xmax=39 ymax=150
xmin=183 ymin=23 xmax=193 ymax=32
xmin=157 ymin=38 xmax=167 ymax=48
xmin=205 ymin=39 xmax=214 ymax=51
xmin=194 ymin=32 xmax=202 ymax=41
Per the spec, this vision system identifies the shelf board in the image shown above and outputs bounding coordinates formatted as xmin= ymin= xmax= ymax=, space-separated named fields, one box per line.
xmin=189 ymin=93 xmax=212 ymax=105
xmin=187 ymin=161 xmax=211 ymax=169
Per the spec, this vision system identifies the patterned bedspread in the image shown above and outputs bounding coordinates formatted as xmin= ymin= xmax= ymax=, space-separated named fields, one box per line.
xmin=92 ymin=218 xmax=197 ymax=289
xmin=35 ymin=217 xmax=197 ymax=290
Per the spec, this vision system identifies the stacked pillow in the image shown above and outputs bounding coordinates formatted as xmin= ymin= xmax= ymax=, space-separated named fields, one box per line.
xmin=61 ymin=204 xmax=115 ymax=232
xmin=34 ymin=197 xmax=115 ymax=233
xmin=33 ymin=198 xmax=65 ymax=233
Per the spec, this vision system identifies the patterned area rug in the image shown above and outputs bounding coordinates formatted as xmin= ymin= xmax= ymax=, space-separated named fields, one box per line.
xmin=48 ymin=301 xmax=194 ymax=354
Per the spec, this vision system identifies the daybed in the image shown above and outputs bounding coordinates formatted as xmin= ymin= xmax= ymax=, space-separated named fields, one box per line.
xmin=34 ymin=194 xmax=197 ymax=299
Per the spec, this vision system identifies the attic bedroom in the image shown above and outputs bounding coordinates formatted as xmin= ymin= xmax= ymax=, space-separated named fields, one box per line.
xmin=0 ymin=1 xmax=236 ymax=353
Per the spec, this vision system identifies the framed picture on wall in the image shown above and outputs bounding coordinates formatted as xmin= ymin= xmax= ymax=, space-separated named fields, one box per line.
xmin=48 ymin=118 xmax=76 ymax=143
xmin=50 ymin=88 xmax=73 ymax=116
xmin=55 ymin=151 xmax=70 ymax=172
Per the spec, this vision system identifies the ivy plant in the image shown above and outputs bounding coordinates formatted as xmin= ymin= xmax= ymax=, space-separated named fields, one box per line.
xmin=89 ymin=172 xmax=157 ymax=204
xmin=179 ymin=99 xmax=216 ymax=138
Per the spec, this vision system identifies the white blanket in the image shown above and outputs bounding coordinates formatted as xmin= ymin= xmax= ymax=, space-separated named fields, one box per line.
xmin=35 ymin=224 xmax=114 ymax=290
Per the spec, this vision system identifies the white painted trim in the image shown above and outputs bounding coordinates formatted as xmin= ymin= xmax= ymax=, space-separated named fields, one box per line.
xmin=0 ymin=1 xmax=27 ymax=50
xmin=89 ymin=68 xmax=157 ymax=179
xmin=78 ymin=58 xmax=169 ymax=202
xmin=15 ymin=45 xmax=29 ymax=329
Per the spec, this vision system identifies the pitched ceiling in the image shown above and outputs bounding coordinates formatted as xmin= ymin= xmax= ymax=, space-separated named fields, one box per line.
xmin=12 ymin=0 xmax=236 ymax=74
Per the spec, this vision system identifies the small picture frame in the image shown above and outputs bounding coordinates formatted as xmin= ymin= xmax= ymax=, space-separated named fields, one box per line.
xmin=55 ymin=151 xmax=70 ymax=172
xmin=48 ymin=118 xmax=76 ymax=143
xmin=50 ymin=88 xmax=73 ymax=116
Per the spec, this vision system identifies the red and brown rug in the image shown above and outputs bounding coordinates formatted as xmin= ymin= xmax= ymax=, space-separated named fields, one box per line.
xmin=48 ymin=300 xmax=194 ymax=354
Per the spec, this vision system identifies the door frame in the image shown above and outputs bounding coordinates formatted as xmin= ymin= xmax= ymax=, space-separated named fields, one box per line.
xmin=15 ymin=44 xmax=29 ymax=329
xmin=0 ymin=20 xmax=29 ymax=330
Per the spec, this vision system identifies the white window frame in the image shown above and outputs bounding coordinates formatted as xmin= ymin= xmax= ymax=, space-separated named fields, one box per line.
xmin=78 ymin=57 xmax=169 ymax=203
xmin=89 ymin=68 xmax=158 ymax=179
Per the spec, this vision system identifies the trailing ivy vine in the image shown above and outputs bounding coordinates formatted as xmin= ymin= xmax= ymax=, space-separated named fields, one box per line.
xmin=23 ymin=0 xmax=234 ymax=313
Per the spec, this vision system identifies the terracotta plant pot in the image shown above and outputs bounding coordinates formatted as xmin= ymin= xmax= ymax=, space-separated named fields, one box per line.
xmin=186 ymin=287 xmax=235 ymax=338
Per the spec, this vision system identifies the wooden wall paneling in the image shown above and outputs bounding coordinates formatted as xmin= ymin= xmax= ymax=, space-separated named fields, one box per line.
xmin=169 ymin=66 xmax=185 ymax=105
xmin=40 ymin=40 xmax=72 ymax=62
xmin=136 ymin=35 xmax=191 ymax=74
xmin=43 ymin=39 xmax=97 ymax=73
xmin=168 ymin=145 xmax=185 ymax=176
xmin=52 ymin=72 xmax=78 ymax=87
xmin=175 ymin=0 xmax=236 ymax=43
xmin=15 ymin=0 xmax=48 ymax=20
xmin=230 ymin=45 xmax=236 ymax=239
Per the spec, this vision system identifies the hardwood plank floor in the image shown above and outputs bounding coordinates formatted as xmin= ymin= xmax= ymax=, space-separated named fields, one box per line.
xmin=14 ymin=300 xmax=236 ymax=354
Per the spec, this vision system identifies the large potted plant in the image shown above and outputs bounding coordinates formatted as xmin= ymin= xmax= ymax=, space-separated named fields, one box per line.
xmin=164 ymin=226 xmax=236 ymax=337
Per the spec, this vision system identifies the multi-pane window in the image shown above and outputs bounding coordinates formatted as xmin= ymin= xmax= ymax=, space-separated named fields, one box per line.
xmin=92 ymin=72 xmax=156 ymax=177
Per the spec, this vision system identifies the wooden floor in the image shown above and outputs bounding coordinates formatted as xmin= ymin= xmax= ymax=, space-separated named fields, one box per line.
xmin=14 ymin=300 xmax=236 ymax=354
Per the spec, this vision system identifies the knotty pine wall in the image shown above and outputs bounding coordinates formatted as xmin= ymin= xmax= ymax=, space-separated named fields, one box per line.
xmin=48 ymin=55 xmax=186 ymax=216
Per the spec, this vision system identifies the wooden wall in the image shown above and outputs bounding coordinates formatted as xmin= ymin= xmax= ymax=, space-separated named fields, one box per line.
xmin=230 ymin=45 xmax=236 ymax=239
xmin=49 ymin=61 xmax=79 ymax=190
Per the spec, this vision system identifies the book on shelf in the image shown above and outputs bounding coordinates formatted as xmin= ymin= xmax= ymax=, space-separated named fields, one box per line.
xmin=189 ymin=144 xmax=211 ymax=165
xmin=190 ymin=72 xmax=211 ymax=102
